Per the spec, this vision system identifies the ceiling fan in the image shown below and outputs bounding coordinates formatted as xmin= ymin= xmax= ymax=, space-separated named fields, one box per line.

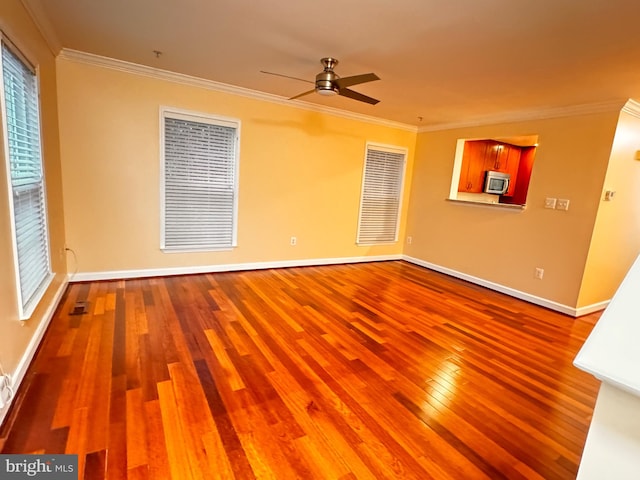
xmin=261 ymin=57 xmax=380 ymax=105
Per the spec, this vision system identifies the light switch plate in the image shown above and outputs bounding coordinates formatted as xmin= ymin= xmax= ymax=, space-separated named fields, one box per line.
xmin=544 ymin=197 xmax=557 ymax=209
xmin=556 ymin=199 xmax=570 ymax=211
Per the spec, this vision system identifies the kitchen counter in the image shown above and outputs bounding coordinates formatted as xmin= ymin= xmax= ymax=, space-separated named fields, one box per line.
xmin=574 ymin=253 xmax=640 ymax=396
xmin=574 ymin=253 xmax=640 ymax=479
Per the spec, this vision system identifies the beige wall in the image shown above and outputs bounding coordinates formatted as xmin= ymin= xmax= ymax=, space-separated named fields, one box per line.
xmin=0 ymin=2 xmax=66 ymax=375
xmin=405 ymin=112 xmax=619 ymax=309
xmin=55 ymin=57 xmax=416 ymax=274
xmin=577 ymin=108 xmax=640 ymax=307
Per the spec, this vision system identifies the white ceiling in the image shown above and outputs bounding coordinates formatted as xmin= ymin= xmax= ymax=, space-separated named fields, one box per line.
xmin=22 ymin=0 xmax=640 ymax=128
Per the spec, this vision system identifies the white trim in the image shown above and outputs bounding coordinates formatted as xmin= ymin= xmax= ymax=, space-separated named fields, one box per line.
xmin=403 ymin=255 xmax=608 ymax=317
xmin=0 ymin=36 xmax=54 ymax=320
xmin=417 ymin=99 xmax=627 ymax=133
xmin=20 ymin=272 xmax=54 ymax=320
xmin=159 ymin=106 xmax=241 ymax=251
xmin=160 ymin=106 xmax=241 ymax=129
xmin=356 ymin=143 xmax=408 ymax=245
xmin=55 ymin=50 xmax=636 ymax=134
xmin=575 ymin=300 xmax=610 ymax=317
xmin=60 ymin=255 xmax=608 ymax=318
xmin=58 ymin=49 xmax=417 ymax=133
xmin=0 ymin=276 xmax=68 ymax=427
xmin=0 ymin=37 xmax=23 ymax=315
xmin=449 ymin=138 xmax=466 ymax=197
xmin=364 ymin=141 xmax=409 ymax=156
xmin=445 ymin=198 xmax=527 ymax=210
xmin=68 ymin=255 xmax=404 ymax=282
xmin=621 ymin=99 xmax=640 ymax=119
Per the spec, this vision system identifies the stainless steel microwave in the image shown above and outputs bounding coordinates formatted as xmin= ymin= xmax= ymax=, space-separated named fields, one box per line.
xmin=484 ymin=171 xmax=510 ymax=195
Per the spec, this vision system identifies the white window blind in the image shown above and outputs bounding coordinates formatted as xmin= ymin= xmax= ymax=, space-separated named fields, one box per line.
xmin=161 ymin=110 xmax=239 ymax=251
xmin=1 ymin=40 xmax=51 ymax=319
xmin=356 ymin=145 xmax=406 ymax=245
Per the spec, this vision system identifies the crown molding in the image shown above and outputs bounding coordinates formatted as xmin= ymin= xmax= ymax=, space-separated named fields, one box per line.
xmin=417 ymin=99 xmax=629 ymax=133
xmin=621 ymin=99 xmax=640 ymax=119
xmin=57 ymin=49 xmax=417 ymax=133
xmin=54 ymin=49 xmax=635 ymax=133
xmin=19 ymin=0 xmax=62 ymax=55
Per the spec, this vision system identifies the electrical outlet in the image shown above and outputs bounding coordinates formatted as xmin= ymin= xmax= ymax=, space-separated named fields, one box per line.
xmin=407 ymin=236 xmax=412 ymax=245
xmin=0 ymin=374 xmax=13 ymax=409
xmin=290 ymin=236 xmax=297 ymax=246
xmin=556 ymin=199 xmax=570 ymax=211
xmin=535 ymin=267 xmax=544 ymax=280
xmin=544 ymin=197 xmax=557 ymax=209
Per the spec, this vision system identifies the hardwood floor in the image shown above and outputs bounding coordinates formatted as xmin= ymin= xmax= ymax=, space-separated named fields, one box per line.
xmin=0 ymin=261 xmax=601 ymax=479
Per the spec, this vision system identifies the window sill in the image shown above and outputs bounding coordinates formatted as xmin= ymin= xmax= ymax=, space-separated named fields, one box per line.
xmin=446 ymin=198 xmax=526 ymax=210
xmin=19 ymin=272 xmax=55 ymax=320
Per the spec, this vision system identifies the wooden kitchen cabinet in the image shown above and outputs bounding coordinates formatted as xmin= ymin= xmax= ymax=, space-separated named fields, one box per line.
xmin=502 ymin=144 xmax=521 ymax=196
xmin=458 ymin=140 xmax=488 ymax=193
xmin=484 ymin=141 xmax=503 ymax=170
xmin=458 ymin=139 xmax=522 ymax=196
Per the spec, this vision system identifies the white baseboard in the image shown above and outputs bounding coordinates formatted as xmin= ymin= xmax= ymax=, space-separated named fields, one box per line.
xmin=71 ymin=254 xmax=609 ymax=316
xmin=403 ymin=255 xmax=609 ymax=317
xmin=69 ymin=254 xmax=404 ymax=282
xmin=0 ymin=276 xmax=69 ymax=427
xmin=574 ymin=300 xmax=610 ymax=317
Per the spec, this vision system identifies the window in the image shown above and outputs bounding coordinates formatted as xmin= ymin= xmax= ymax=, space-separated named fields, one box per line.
xmin=0 ymin=38 xmax=52 ymax=319
xmin=356 ymin=143 xmax=407 ymax=245
xmin=161 ymin=108 xmax=240 ymax=251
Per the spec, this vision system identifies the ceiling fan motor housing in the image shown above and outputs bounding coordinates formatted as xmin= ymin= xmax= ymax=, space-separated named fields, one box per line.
xmin=316 ymin=57 xmax=339 ymax=95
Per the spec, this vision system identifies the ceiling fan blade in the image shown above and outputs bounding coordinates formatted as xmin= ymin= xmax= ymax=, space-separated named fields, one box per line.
xmin=289 ymin=89 xmax=316 ymax=100
xmin=335 ymin=73 xmax=380 ymax=89
xmin=260 ymin=70 xmax=314 ymax=84
xmin=338 ymin=88 xmax=379 ymax=105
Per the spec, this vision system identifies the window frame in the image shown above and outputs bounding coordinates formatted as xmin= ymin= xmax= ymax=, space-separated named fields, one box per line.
xmin=356 ymin=142 xmax=408 ymax=246
xmin=159 ymin=106 xmax=241 ymax=253
xmin=0 ymin=34 xmax=53 ymax=320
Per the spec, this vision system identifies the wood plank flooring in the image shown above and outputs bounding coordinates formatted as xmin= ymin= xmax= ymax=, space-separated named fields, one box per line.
xmin=0 ymin=261 xmax=601 ymax=479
